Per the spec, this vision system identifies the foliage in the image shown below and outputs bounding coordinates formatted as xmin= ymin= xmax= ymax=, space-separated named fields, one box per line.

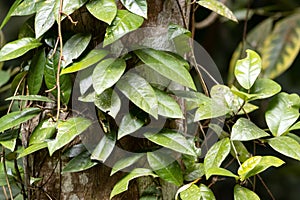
xmin=0 ymin=0 xmax=299 ymax=199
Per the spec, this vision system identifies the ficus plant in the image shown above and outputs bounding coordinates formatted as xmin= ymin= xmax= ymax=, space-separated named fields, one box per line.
xmin=0 ymin=0 xmax=299 ymax=200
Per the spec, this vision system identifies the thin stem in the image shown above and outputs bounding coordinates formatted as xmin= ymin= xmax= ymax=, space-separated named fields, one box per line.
xmin=257 ymin=174 xmax=276 ymax=200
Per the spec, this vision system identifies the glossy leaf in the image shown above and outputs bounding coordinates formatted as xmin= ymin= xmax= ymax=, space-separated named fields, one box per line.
xmin=234 ymin=49 xmax=261 ymax=89
xmin=147 ymin=151 xmax=183 ymax=186
xmin=168 ymin=24 xmax=191 ymax=40
xmin=18 ymin=142 xmax=48 ymax=159
xmin=120 ymin=0 xmax=147 ymax=18
xmin=110 ymin=168 xmax=157 ymax=199
xmin=6 ymin=95 xmax=54 ymax=103
xmin=27 ymin=49 xmax=46 ymax=94
xmin=47 ymin=117 xmax=92 ymax=156
xmin=231 ymin=141 xmax=251 ymax=163
xmin=135 ymin=48 xmax=196 ymax=90
xmin=0 ymin=0 xmax=23 ymax=30
xmin=268 ymin=136 xmax=300 ymax=161
xmin=266 ymin=92 xmax=300 ymax=136
xmin=118 ymin=113 xmax=144 ymax=140
xmin=93 ymin=58 xmax=126 ymax=94
xmin=103 ymin=10 xmax=144 ymax=46
xmin=197 ymin=0 xmax=238 ymax=22
xmin=144 ymin=130 xmax=196 ymax=156
xmin=0 ymin=37 xmax=42 ymax=62
xmin=204 ymin=138 xmax=230 ymax=175
xmin=234 ymin=185 xmax=260 ymax=200
xmin=0 ymin=108 xmax=40 ymax=133
xmin=231 ymin=118 xmax=269 ymax=141
xmin=0 ymin=130 xmax=18 ymax=142
xmin=12 ymin=0 xmax=41 ymax=16
xmin=155 ymin=89 xmax=183 ymax=118
xmin=198 ymin=184 xmax=216 ymax=200
xmin=206 ymin=167 xmax=238 ymax=180
xmin=0 ymin=70 xmax=10 ymax=87
xmin=238 ymin=156 xmax=284 ymax=181
xmin=55 ymin=0 xmax=88 ymax=22
xmin=117 ymin=72 xmax=158 ymax=118
xmin=94 ymin=89 xmax=121 ymax=119
xmin=29 ymin=119 xmax=57 ymax=145
xmin=179 ymin=184 xmax=201 ymax=200
xmin=86 ymin=0 xmax=117 ymax=24
xmin=261 ymin=14 xmax=300 ymax=79
xmin=289 ymin=121 xmax=300 ymax=131
xmin=248 ymin=78 xmax=281 ymax=100
xmin=0 ymin=139 xmax=16 ymax=151
xmin=91 ymin=134 xmax=115 ymax=162
xmin=62 ymin=151 xmax=98 ymax=173
xmin=35 ymin=0 xmax=56 ymax=38
xmin=63 ymin=33 xmax=92 ymax=67
xmin=61 ymin=49 xmax=108 ymax=74
xmin=111 ymin=153 xmax=144 ymax=175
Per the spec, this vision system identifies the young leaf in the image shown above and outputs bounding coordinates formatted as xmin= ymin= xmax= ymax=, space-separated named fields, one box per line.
xmin=147 ymin=151 xmax=183 ymax=186
xmin=0 ymin=0 xmax=23 ymax=30
xmin=18 ymin=142 xmax=48 ymax=159
xmin=0 ymin=108 xmax=40 ymax=133
xmin=29 ymin=119 xmax=57 ymax=145
xmin=111 ymin=153 xmax=144 ymax=175
xmin=135 ymin=48 xmax=196 ymax=90
xmin=206 ymin=167 xmax=238 ymax=180
xmin=35 ymin=0 xmax=56 ymax=38
xmin=86 ymin=0 xmax=117 ymax=24
xmin=144 ymin=130 xmax=196 ymax=156
xmin=94 ymin=89 xmax=121 ymax=119
xmin=110 ymin=168 xmax=157 ymax=199
xmin=204 ymin=138 xmax=231 ymax=176
xmin=60 ymin=49 xmax=108 ymax=74
xmin=93 ymin=58 xmax=126 ymax=94
xmin=116 ymin=72 xmax=158 ymax=118
xmin=179 ymin=183 xmax=201 ymax=200
xmin=103 ymin=10 xmax=144 ymax=46
xmin=261 ymin=14 xmax=300 ymax=79
xmin=62 ymin=33 xmax=92 ymax=67
xmin=27 ymin=49 xmax=46 ymax=94
xmin=6 ymin=95 xmax=54 ymax=103
xmin=120 ymin=0 xmax=147 ymax=18
xmin=47 ymin=117 xmax=92 ymax=156
xmin=234 ymin=185 xmax=260 ymax=200
xmin=91 ymin=134 xmax=115 ymax=162
xmin=238 ymin=156 xmax=284 ymax=181
xmin=289 ymin=121 xmax=300 ymax=131
xmin=231 ymin=118 xmax=269 ymax=141
xmin=249 ymin=78 xmax=281 ymax=100
xmin=62 ymin=151 xmax=98 ymax=173
xmin=117 ymin=113 xmax=144 ymax=140
xmin=0 ymin=38 xmax=42 ymax=62
xmin=268 ymin=136 xmax=300 ymax=161
xmin=197 ymin=0 xmax=238 ymax=22
xmin=155 ymin=89 xmax=183 ymax=118
xmin=266 ymin=92 xmax=300 ymax=136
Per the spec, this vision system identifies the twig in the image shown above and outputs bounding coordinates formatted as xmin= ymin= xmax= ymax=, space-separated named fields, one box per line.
xmin=257 ymin=174 xmax=276 ymax=200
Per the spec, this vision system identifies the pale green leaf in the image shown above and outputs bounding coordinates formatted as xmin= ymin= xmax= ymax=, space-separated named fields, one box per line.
xmin=199 ymin=184 xmax=216 ymax=200
xmin=47 ymin=117 xmax=91 ymax=156
xmin=248 ymin=78 xmax=281 ymax=100
xmin=289 ymin=121 xmax=300 ymax=131
xmin=86 ymin=0 xmax=117 ymax=24
xmin=268 ymin=136 xmax=300 ymax=161
xmin=6 ymin=95 xmax=54 ymax=103
xmin=0 ymin=38 xmax=42 ymax=62
xmin=231 ymin=118 xmax=269 ymax=141
xmin=104 ymin=10 xmax=144 ymax=46
xmin=0 ymin=70 xmax=10 ymax=87
xmin=206 ymin=167 xmax=238 ymax=180
xmin=0 ymin=139 xmax=17 ymax=152
xmin=91 ymin=134 xmax=115 ymax=162
xmin=120 ymin=0 xmax=147 ymax=18
xmin=231 ymin=141 xmax=251 ymax=163
xmin=18 ymin=142 xmax=48 ymax=159
xmin=35 ymin=0 xmax=56 ymax=38
xmin=62 ymin=151 xmax=98 ymax=173
xmin=179 ymin=184 xmax=200 ymax=200
xmin=155 ymin=89 xmax=183 ymax=118
xmin=12 ymin=0 xmax=42 ymax=16
xmin=29 ymin=119 xmax=57 ymax=145
xmin=56 ymin=0 xmax=88 ymax=21
xmin=94 ymin=89 xmax=121 ymax=119
xmin=117 ymin=113 xmax=144 ymax=140
xmin=111 ymin=153 xmax=144 ymax=175
xmin=234 ymin=185 xmax=260 ymax=200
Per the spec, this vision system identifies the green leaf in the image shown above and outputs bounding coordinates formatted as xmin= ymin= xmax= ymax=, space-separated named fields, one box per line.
xmin=204 ymin=138 xmax=231 ymax=176
xmin=0 ymin=139 xmax=17 ymax=151
xmin=12 ymin=0 xmax=41 ymax=16
xmin=94 ymin=89 xmax=121 ymax=119
xmin=231 ymin=118 xmax=269 ymax=141
xmin=0 ymin=70 xmax=10 ymax=87
xmin=234 ymin=185 xmax=260 ymax=200
xmin=86 ymin=0 xmax=117 ymax=24
xmin=91 ymin=134 xmax=115 ymax=162
xmin=63 ymin=33 xmax=92 ymax=67
xmin=0 ymin=0 xmax=23 ymax=30
xmin=103 ymin=10 xmax=144 ymax=46
xmin=248 ymin=78 xmax=281 ymax=100
xmin=62 ymin=151 xmax=98 ymax=173
xmin=238 ymin=156 xmax=284 ymax=181
xmin=18 ymin=16 xmax=35 ymax=38
xmin=178 ymin=184 xmax=201 ymax=200
xmin=18 ymin=142 xmax=48 ymax=159
xmin=155 ymin=89 xmax=183 ymax=118
xmin=120 ymin=0 xmax=147 ymax=18
xmin=135 ymin=48 xmax=196 ymax=90
xmin=147 ymin=151 xmax=183 ymax=186
xmin=268 ymin=136 xmax=300 ymax=161
xmin=289 ymin=121 xmax=300 ymax=131
xmin=116 ymin=72 xmax=158 ymax=118
xmin=0 ymin=130 xmax=18 ymax=142
xmin=117 ymin=113 xmax=144 ymax=140
xmin=60 ymin=49 xmax=108 ymax=74
xmin=6 ymin=95 xmax=54 ymax=103
xmin=0 ymin=108 xmax=40 ymax=133
xmin=47 ymin=117 xmax=91 ymax=156
xmin=110 ymin=168 xmax=157 ymax=199
xmin=0 ymin=37 xmax=42 ymax=62
xmin=29 ymin=119 xmax=57 ymax=145
xmin=261 ymin=14 xmax=300 ymax=79
xmin=234 ymin=49 xmax=262 ymax=90
xmin=93 ymin=58 xmax=126 ymax=94
xmin=197 ymin=0 xmax=238 ymax=22
xmin=111 ymin=153 xmax=144 ymax=175
xmin=27 ymin=49 xmax=46 ymax=94
xmin=231 ymin=141 xmax=251 ymax=163
xmin=168 ymin=24 xmax=191 ymax=40
xmin=144 ymin=130 xmax=196 ymax=156
xmin=198 ymin=184 xmax=216 ymax=200
xmin=206 ymin=167 xmax=238 ymax=180
xmin=35 ymin=0 xmax=56 ymax=38
xmin=56 ymin=0 xmax=88 ymax=22
xmin=265 ymin=92 xmax=300 ymax=136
